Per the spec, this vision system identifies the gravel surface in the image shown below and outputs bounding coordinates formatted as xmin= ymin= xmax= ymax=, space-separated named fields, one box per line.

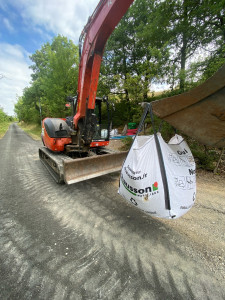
xmin=0 ymin=124 xmax=224 ymax=299
xmin=108 ymin=140 xmax=225 ymax=279
xmin=156 ymin=170 xmax=225 ymax=280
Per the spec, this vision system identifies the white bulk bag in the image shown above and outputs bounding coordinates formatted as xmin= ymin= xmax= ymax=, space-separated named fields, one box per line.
xmin=118 ymin=133 xmax=196 ymax=219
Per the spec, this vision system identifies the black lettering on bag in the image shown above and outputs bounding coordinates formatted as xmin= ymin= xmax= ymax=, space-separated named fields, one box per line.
xmin=188 ymin=168 xmax=196 ymax=175
xmin=130 ymin=198 xmax=138 ymax=206
xmin=177 ymin=148 xmax=188 ymax=155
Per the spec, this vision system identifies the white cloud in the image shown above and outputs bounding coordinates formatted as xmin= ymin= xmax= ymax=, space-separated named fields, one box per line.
xmin=3 ymin=0 xmax=100 ymax=43
xmin=24 ymin=0 xmax=99 ymax=41
xmin=3 ymin=18 xmax=15 ymax=33
xmin=0 ymin=43 xmax=32 ymax=116
xmin=0 ymin=0 xmax=101 ymax=116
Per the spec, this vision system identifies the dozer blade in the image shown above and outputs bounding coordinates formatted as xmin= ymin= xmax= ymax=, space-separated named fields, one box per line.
xmin=152 ymin=63 xmax=225 ymax=147
xmin=63 ymin=151 xmax=128 ymax=184
xmin=39 ymin=147 xmax=128 ymax=184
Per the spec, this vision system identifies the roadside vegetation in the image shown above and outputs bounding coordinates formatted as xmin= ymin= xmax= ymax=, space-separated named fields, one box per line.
xmin=0 ymin=107 xmax=14 ymax=138
xmin=120 ymin=126 xmax=224 ymax=174
xmin=0 ymin=122 xmax=11 ymax=138
xmin=17 ymin=122 xmax=41 ymax=141
xmin=14 ymin=0 xmax=224 ymax=173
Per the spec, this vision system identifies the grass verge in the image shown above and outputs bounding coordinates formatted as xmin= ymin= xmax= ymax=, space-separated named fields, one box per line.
xmin=18 ymin=122 xmax=41 ymax=140
xmin=0 ymin=122 xmax=11 ymax=138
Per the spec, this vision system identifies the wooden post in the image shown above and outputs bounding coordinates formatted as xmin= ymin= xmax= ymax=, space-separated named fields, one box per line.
xmin=214 ymin=148 xmax=225 ymax=174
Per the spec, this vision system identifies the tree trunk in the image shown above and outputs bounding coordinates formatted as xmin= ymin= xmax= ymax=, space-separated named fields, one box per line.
xmin=180 ymin=41 xmax=187 ymax=91
xmin=219 ymin=16 xmax=225 ymax=42
xmin=143 ymin=75 xmax=149 ymax=101
xmin=122 ymin=45 xmax=131 ymax=120
xmin=214 ymin=148 xmax=225 ymax=174
xmin=179 ymin=0 xmax=188 ymax=91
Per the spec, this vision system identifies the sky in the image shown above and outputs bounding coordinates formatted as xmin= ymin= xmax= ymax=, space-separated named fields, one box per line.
xmin=0 ymin=0 xmax=100 ymax=116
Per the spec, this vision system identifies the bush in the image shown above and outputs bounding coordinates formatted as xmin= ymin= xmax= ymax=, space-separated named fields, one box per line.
xmin=121 ymin=136 xmax=133 ymax=151
xmin=120 ymin=124 xmax=220 ymax=172
xmin=188 ymin=140 xmax=219 ymax=171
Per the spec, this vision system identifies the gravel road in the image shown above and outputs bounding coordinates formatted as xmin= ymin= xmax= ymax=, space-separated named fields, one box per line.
xmin=0 ymin=123 xmax=224 ymax=300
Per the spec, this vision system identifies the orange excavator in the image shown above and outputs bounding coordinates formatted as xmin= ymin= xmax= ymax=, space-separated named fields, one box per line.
xmin=39 ymin=0 xmax=134 ymax=184
xmin=39 ymin=0 xmax=225 ymax=184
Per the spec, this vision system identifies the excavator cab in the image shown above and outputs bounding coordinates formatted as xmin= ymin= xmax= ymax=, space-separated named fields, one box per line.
xmin=39 ymin=94 xmax=128 ymax=184
xmin=65 ymin=95 xmax=110 ymax=146
xmin=92 ymin=97 xmax=110 ymax=143
xmin=42 ymin=95 xmax=110 ymax=153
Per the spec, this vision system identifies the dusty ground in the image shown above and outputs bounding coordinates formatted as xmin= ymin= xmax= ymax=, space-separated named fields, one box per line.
xmin=106 ymin=139 xmax=124 ymax=150
xmin=161 ymin=170 xmax=225 ymax=279
xmin=108 ymin=139 xmax=225 ymax=280
xmin=0 ymin=127 xmax=224 ymax=299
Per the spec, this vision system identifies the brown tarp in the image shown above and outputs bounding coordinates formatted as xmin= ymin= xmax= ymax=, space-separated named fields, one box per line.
xmin=152 ymin=64 xmax=225 ymax=147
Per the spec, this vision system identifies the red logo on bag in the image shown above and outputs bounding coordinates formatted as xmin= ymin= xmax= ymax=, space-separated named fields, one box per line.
xmin=152 ymin=182 xmax=158 ymax=191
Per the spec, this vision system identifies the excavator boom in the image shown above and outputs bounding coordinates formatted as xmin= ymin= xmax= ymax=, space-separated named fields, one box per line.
xmin=74 ymin=0 xmax=134 ymax=144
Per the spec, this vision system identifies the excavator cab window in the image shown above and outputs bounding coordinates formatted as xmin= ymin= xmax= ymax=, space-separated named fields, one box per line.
xmin=65 ymin=96 xmax=77 ymax=128
xmin=93 ymin=97 xmax=110 ymax=141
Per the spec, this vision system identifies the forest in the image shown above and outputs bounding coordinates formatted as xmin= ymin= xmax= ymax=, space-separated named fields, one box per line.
xmin=13 ymin=0 xmax=225 ymax=171
xmin=14 ymin=0 xmax=224 ymax=126
xmin=15 ymin=0 xmax=224 ymax=127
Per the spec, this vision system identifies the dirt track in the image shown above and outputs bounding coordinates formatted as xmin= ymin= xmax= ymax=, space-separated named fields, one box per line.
xmin=0 ymin=124 xmax=224 ymax=299
xmin=109 ymin=140 xmax=225 ymax=278
xmin=160 ymin=170 xmax=225 ymax=278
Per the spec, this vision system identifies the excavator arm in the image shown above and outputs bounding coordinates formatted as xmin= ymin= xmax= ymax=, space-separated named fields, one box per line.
xmin=73 ymin=0 xmax=134 ymax=145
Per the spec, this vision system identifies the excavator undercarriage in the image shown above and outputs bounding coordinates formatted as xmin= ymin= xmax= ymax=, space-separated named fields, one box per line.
xmin=39 ymin=146 xmax=128 ymax=184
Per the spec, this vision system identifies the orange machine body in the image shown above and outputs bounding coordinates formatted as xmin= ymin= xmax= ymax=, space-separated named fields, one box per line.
xmin=42 ymin=0 xmax=134 ymax=153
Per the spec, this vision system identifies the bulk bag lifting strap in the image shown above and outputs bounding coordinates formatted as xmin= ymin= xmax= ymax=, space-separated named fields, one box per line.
xmin=118 ymin=103 xmax=196 ymax=219
xmin=136 ymin=103 xmax=171 ymax=210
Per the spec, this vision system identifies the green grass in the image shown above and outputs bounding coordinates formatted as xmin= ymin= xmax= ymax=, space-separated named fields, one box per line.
xmin=0 ymin=122 xmax=11 ymax=138
xmin=18 ymin=122 xmax=41 ymax=140
xmin=121 ymin=136 xmax=133 ymax=150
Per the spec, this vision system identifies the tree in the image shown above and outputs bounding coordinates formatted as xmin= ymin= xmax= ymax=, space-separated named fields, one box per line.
xmin=99 ymin=0 xmax=170 ymax=123
xmin=193 ymin=0 xmax=225 ymax=81
xmin=0 ymin=107 xmax=12 ymax=123
xmin=162 ymin=0 xmax=225 ymax=91
xmin=30 ymin=35 xmax=79 ymax=118
xmin=14 ymin=82 xmax=43 ymax=123
xmin=15 ymin=35 xmax=79 ymax=122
